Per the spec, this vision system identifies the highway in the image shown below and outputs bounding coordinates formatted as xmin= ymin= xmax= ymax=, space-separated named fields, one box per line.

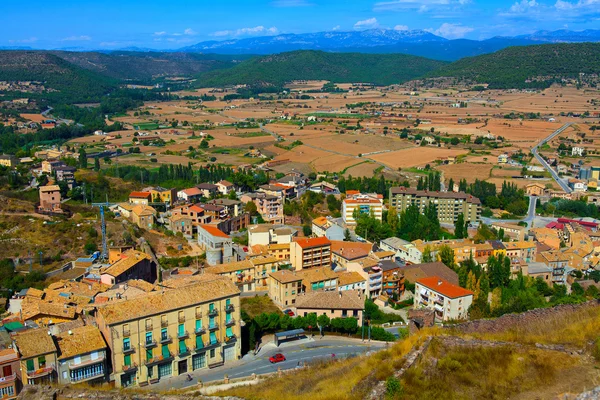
xmin=531 ymin=122 xmax=573 ymax=193
xmin=148 ymin=337 xmax=385 ymax=390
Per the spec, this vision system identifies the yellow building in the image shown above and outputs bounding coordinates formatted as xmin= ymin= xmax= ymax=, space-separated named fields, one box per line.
xmin=95 ymin=275 xmax=241 ymax=388
xmin=268 ymin=270 xmax=303 ymax=308
xmin=0 ymin=155 xmax=19 ymax=168
xmin=14 ymin=329 xmax=59 ymax=385
xmin=148 ymin=187 xmax=176 ymax=204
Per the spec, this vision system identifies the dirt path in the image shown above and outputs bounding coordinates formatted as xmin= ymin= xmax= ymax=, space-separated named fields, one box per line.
xmin=0 ymin=212 xmax=53 ymax=221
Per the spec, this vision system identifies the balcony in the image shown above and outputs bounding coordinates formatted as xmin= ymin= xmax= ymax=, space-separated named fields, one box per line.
xmin=123 ymin=329 xmax=130 ymax=337
xmin=70 ymin=367 xmax=105 ymax=383
xmin=225 ymin=334 xmax=237 ymax=344
xmin=225 ymin=318 xmax=236 ymax=327
xmin=69 ymin=356 xmax=106 ymax=370
xmin=122 ymin=363 xmax=138 ymax=374
xmin=177 ymin=330 xmax=189 ymax=339
xmin=225 ymin=304 xmax=235 ymax=312
xmin=144 ymin=340 xmax=157 ymax=348
xmin=145 ymin=323 xmax=153 ymax=331
xmin=208 ymin=309 xmax=218 ymax=317
xmin=0 ymin=374 xmax=16 ymax=384
xmin=178 ymin=346 xmax=191 ymax=357
xmin=194 ymin=341 xmax=205 ymax=352
xmin=145 ymin=353 xmax=173 ymax=366
xmin=123 ymin=345 xmax=135 ymax=355
xmin=195 ymin=311 xmax=203 ymax=319
xmin=208 ymin=323 xmax=219 ymax=331
xmin=26 ymin=366 xmax=55 ymax=379
xmin=178 ymin=315 xmax=186 ymax=324
xmin=160 ymin=335 xmax=172 ymax=344
xmin=204 ymin=340 xmax=220 ymax=350
xmin=161 ymin=320 xmax=169 ymax=328
xmin=195 ymin=326 xmax=206 ymax=335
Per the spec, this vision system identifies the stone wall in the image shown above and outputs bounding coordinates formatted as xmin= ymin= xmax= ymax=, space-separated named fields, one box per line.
xmin=407 ymin=308 xmax=435 ymax=335
xmin=449 ymin=300 xmax=600 ymax=335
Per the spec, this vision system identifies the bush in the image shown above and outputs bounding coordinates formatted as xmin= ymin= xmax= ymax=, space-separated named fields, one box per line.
xmin=150 ymin=158 xmax=158 ymax=163
xmin=370 ymin=327 xmax=397 ymax=342
xmin=385 ymin=376 xmax=403 ymax=398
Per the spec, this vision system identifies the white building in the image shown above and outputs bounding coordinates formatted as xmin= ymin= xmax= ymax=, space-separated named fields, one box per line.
xmin=414 ymin=277 xmax=473 ymax=321
xmin=568 ymin=179 xmax=588 ymax=192
xmin=342 ymin=192 xmax=383 ymax=226
xmin=572 ymin=147 xmax=585 ymax=157
xmin=197 ymin=224 xmax=235 ymax=265
xmin=248 ymin=224 xmax=297 ymax=247
xmin=312 ymin=216 xmax=345 ymax=241
xmin=379 ymin=237 xmax=422 ymax=264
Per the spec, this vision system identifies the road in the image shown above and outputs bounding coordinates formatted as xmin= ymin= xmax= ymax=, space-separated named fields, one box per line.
xmin=531 ymin=122 xmax=573 ymax=193
xmin=480 ymin=195 xmax=538 ymax=227
xmin=149 ymin=337 xmax=385 ymax=390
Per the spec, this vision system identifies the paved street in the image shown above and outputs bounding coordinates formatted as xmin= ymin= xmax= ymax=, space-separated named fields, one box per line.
xmin=531 ymin=122 xmax=573 ymax=193
xmin=148 ymin=337 xmax=386 ymax=390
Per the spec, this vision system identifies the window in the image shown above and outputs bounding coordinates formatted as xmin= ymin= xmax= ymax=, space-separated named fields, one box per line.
xmin=195 ymin=335 xmax=203 ymax=349
xmin=147 ymin=366 xmax=153 ymax=378
xmin=353 ymin=310 xmax=358 ymax=317
xmin=38 ymin=356 xmax=46 ymax=368
xmin=123 ymin=338 xmax=130 ymax=351
xmin=124 ymin=354 xmax=131 ymax=367
xmin=210 ymin=349 xmax=215 ymax=358
xmin=178 ymin=324 xmax=185 ymax=337
xmin=146 ymin=349 xmax=153 ymax=362
xmin=226 ymin=327 xmax=233 ymax=337
xmin=161 ymin=328 xmax=168 ymax=341
xmin=146 ymin=332 xmax=153 ymax=345
xmin=161 ymin=345 xmax=170 ymax=358
xmin=209 ymin=303 xmax=215 ymax=312
xmin=226 ymin=299 xmax=231 ymax=306
xmin=179 ymin=340 xmax=187 ymax=354
xmin=26 ymin=359 xmax=34 ymax=372
xmin=123 ymin=324 xmax=129 ymax=336
xmin=209 ymin=316 xmax=215 ymax=328
xmin=195 ymin=319 xmax=202 ymax=331
xmin=209 ymin=332 xmax=217 ymax=345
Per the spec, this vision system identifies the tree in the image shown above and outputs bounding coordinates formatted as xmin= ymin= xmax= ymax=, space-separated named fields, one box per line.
xmin=94 ymin=157 xmax=100 ymax=171
xmin=303 ymin=225 xmax=312 ymax=237
xmin=317 ymin=314 xmax=330 ymax=332
xmin=488 ymin=254 xmax=510 ymax=288
xmin=422 ymin=245 xmax=434 ymax=263
xmin=387 ymin=206 xmax=399 ymax=232
xmin=306 ymin=313 xmax=318 ymax=332
xmin=244 ymin=201 xmax=258 ymax=216
xmin=78 ymin=148 xmax=88 ymax=169
xmin=437 ymin=245 xmax=456 ymax=270
xmin=228 ymin=190 xmax=237 ymax=200
xmin=344 ymin=228 xmax=351 ymax=241
xmin=455 ymin=213 xmax=465 ymax=238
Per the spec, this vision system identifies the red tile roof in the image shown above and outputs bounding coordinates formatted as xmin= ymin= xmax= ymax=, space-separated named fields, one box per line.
xmin=181 ymin=187 xmax=202 ymax=196
xmin=129 ymin=191 xmax=151 ymax=199
xmin=294 ymin=236 xmax=331 ymax=249
xmin=416 ymin=276 xmax=473 ymax=299
xmin=199 ymin=224 xmax=229 ymax=238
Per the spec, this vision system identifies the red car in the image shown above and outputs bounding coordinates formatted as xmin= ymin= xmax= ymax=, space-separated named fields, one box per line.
xmin=269 ymin=353 xmax=286 ymax=363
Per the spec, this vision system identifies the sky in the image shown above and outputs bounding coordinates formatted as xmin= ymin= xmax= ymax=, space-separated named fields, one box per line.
xmin=2 ymin=0 xmax=600 ymax=50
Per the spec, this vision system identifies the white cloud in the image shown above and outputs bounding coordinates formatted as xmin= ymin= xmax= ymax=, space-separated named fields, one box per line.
xmin=61 ymin=35 xmax=91 ymax=41
xmin=374 ymin=0 xmax=469 ymax=12
xmin=271 ymin=0 xmax=312 ymax=6
xmin=184 ymin=28 xmax=196 ymax=35
xmin=426 ymin=23 xmax=474 ymax=38
xmin=212 ymin=26 xmax=279 ymax=38
xmin=153 ymin=31 xmax=167 ymax=36
xmin=354 ymin=17 xmax=379 ymax=30
xmin=394 ymin=24 xmax=409 ymax=31
xmin=554 ymin=0 xmax=600 ymax=14
xmin=332 ymin=25 xmax=341 ymax=31
xmin=8 ymin=37 xmax=38 ymax=44
xmin=508 ymin=0 xmax=539 ymax=14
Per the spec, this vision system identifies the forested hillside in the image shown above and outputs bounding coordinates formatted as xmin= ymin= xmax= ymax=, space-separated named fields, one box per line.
xmin=196 ymin=50 xmax=447 ymax=87
xmin=428 ymin=43 xmax=600 ymax=88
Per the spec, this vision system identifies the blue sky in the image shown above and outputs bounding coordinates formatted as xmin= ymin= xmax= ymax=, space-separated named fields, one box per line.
xmin=2 ymin=0 xmax=600 ymax=49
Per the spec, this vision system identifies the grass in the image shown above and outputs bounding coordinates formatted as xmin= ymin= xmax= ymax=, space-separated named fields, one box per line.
xmin=230 ymin=131 xmax=270 ymax=138
xmin=211 ymin=148 xmax=244 ymax=155
xmin=241 ymin=294 xmax=283 ymax=319
xmin=308 ymin=112 xmax=372 ymax=119
xmin=133 ymin=122 xmax=159 ymax=130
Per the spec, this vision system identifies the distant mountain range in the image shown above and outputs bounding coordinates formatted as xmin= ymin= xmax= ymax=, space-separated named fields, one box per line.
xmin=176 ymin=28 xmax=600 ymax=61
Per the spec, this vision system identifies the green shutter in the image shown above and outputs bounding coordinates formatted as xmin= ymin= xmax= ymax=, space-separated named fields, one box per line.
xmin=226 ymin=299 xmax=231 ymax=306
xmin=162 ymin=345 xmax=170 ymax=358
xmin=196 ymin=335 xmax=203 ymax=349
xmin=124 ymin=354 xmax=131 ymax=367
xmin=209 ymin=316 xmax=215 ymax=328
xmin=210 ymin=332 xmax=217 ymax=345
xmin=178 ymin=324 xmax=184 ymax=336
xmin=312 ymin=283 xmax=318 ymax=290
xmin=123 ymin=338 xmax=130 ymax=349
xmin=26 ymin=359 xmax=34 ymax=371
xmin=209 ymin=303 xmax=214 ymax=311
xmin=146 ymin=349 xmax=153 ymax=361
xmin=179 ymin=340 xmax=186 ymax=353
xmin=226 ymin=327 xmax=233 ymax=337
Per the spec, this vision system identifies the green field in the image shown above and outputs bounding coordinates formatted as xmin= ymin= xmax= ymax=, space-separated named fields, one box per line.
xmin=308 ymin=112 xmax=373 ymax=119
xmin=134 ymin=122 xmax=159 ymax=130
xmin=231 ymin=131 xmax=270 ymax=138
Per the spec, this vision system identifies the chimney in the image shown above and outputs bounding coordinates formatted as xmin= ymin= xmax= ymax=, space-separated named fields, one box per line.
xmin=438 ymin=280 xmax=442 ymax=286
xmin=339 ymin=291 xmax=342 ymax=298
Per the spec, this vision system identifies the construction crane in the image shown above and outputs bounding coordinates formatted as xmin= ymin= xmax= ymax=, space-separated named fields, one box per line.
xmin=92 ymin=195 xmax=115 ymax=262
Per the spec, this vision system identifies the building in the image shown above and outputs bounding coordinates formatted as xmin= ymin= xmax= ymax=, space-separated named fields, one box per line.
xmin=177 ymin=188 xmax=203 ymax=203
xmin=379 ymin=260 xmax=405 ymax=296
xmin=54 ymin=166 xmax=76 ymax=188
xmin=14 ymin=329 xmax=58 ymax=385
xmin=572 ymin=146 xmax=585 ymax=156
xmin=346 ymin=262 xmax=382 ymax=298
xmin=216 ymin=180 xmax=235 ymax=196
xmin=240 ymin=193 xmax=284 ymax=224
xmin=198 ymin=225 xmax=235 ymax=265
xmin=38 ymin=185 xmax=62 ymax=213
xmin=525 ymin=262 xmax=553 ymax=285
xmin=414 ymin=277 xmax=473 ymax=321
xmin=503 ymin=241 xmax=537 ymax=263
xmin=337 ymin=271 xmax=367 ymax=293
xmin=196 ymin=183 xmax=218 ymax=198
xmin=330 ymin=240 xmax=373 ymax=268
xmin=95 ymin=276 xmax=241 ymax=388
xmin=380 ymin=237 xmax=422 ymax=264
xmin=342 ymin=192 xmax=384 ymax=226
xmin=0 ymin=154 xmax=19 ymax=168
xmin=497 ymin=154 xmax=508 ymax=164
xmin=537 ymin=251 xmax=569 ymax=285
xmin=171 ymin=204 xmax=210 ymax=226
xmin=41 ymin=160 xmax=65 ymax=174
xmin=207 ymin=198 xmax=242 ymax=218
xmin=131 ymin=205 xmax=156 ymax=230
xmin=525 ymin=183 xmax=545 ymax=197
xmin=248 ymin=225 xmax=297 ymax=247
xmin=295 ymin=290 xmax=364 ymax=326
xmin=389 ymin=187 xmax=481 ymax=224
xmin=290 ymin=237 xmax=331 ymax=271
xmin=568 ymin=179 xmax=587 ymax=192
xmin=401 ymin=262 xmax=458 ymax=287
xmin=146 ymin=187 xmax=176 ymax=205
xmin=204 ymin=257 xmax=281 ymax=293
xmin=129 ymin=192 xmax=152 ymax=206
xmin=100 ymin=250 xmax=157 ymax=286
xmin=490 ymin=222 xmax=527 ymax=241
xmin=55 ymin=326 xmax=108 ymax=385
xmin=169 ymin=215 xmax=194 ymax=236
xmin=0 ymin=348 xmax=21 ymax=399
xmin=268 ymin=270 xmax=303 ymax=308
xmin=311 ymin=217 xmax=345 ymax=241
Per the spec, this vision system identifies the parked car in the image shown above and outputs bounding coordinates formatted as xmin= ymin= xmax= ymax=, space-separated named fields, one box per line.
xmin=283 ymin=309 xmax=295 ymax=316
xmin=269 ymin=353 xmax=286 ymax=363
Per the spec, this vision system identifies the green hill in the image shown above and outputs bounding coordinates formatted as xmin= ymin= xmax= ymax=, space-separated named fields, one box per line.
xmin=428 ymin=43 xmax=600 ymax=89
xmin=0 ymin=51 xmax=117 ymax=102
xmin=196 ymin=50 xmax=447 ymax=87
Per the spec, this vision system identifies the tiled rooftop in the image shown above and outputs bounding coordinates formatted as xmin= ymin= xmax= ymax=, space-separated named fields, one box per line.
xmin=56 ymin=325 xmax=107 ymax=361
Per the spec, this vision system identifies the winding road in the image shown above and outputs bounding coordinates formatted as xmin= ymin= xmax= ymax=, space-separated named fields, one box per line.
xmin=531 ymin=122 xmax=573 ymax=193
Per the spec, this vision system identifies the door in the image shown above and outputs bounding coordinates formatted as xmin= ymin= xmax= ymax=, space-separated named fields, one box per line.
xmin=158 ymin=362 xmax=172 ymax=379
xmin=178 ymin=360 xmax=187 ymax=375
xmin=223 ymin=345 xmax=236 ymax=362
xmin=192 ymin=353 xmax=206 ymax=370
xmin=2 ymin=365 xmax=11 ymax=376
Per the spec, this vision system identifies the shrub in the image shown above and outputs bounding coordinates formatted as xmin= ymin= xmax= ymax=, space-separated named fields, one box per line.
xmin=385 ymin=376 xmax=403 ymax=398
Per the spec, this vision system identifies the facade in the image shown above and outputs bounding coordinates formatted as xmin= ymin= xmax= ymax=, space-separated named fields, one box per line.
xmin=311 ymin=217 xmax=345 ymax=241
xmin=380 ymin=237 xmax=422 ymax=264
xmin=216 ymin=180 xmax=235 ymax=195
xmin=290 ymin=237 xmax=332 ymax=271
xmin=337 ymin=271 xmax=367 ymax=293
xmin=346 ymin=262 xmax=383 ymax=298
xmin=147 ymin=187 xmax=176 ymax=204
xmin=198 ymin=225 xmax=235 ymax=265
xmin=538 ymin=251 xmax=569 ymax=285
xmin=248 ymin=225 xmax=296 ymax=247
xmin=295 ymin=290 xmax=364 ymax=326
xmin=177 ymin=188 xmax=203 ymax=203
xmin=504 ymin=241 xmax=537 ymax=263
xmin=14 ymin=329 xmax=59 ymax=385
xmin=53 ymin=166 xmax=76 ymax=187
xmin=379 ymin=260 xmax=405 ymax=296
xmin=196 ymin=183 xmax=218 ymax=198
xmin=100 ymin=250 xmax=157 ymax=286
xmin=0 ymin=155 xmax=19 ymax=168
xmin=525 ymin=183 xmax=545 ymax=197
xmin=38 ymin=185 xmax=62 ymax=213
xmin=268 ymin=270 xmax=303 ymax=308
xmin=525 ymin=262 xmax=553 ymax=285
xmin=129 ymin=192 xmax=151 ymax=206
xmin=568 ymin=179 xmax=588 ymax=192
xmin=414 ymin=277 xmax=473 ymax=321
xmin=0 ymin=349 xmax=21 ymax=399
xmin=171 ymin=204 xmax=210 ymax=226
xmin=240 ymin=193 xmax=284 ymax=224
xmin=131 ymin=206 xmax=156 ymax=230
xmin=55 ymin=326 xmax=108 ymax=385
xmin=95 ymin=276 xmax=241 ymax=388
xmin=169 ymin=215 xmax=194 ymax=236
xmin=389 ymin=187 xmax=481 ymax=224
xmin=342 ymin=193 xmax=384 ymax=226
xmin=490 ymin=222 xmax=527 ymax=241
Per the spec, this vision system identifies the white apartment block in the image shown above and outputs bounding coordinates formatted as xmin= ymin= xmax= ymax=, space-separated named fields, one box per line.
xmin=414 ymin=277 xmax=473 ymax=321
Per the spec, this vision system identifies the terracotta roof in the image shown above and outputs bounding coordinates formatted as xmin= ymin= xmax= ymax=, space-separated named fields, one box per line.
xmin=14 ymin=329 xmax=58 ymax=358
xmin=312 ymin=216 xmax=328 ymax=227
xmin=25 ymin=288 xmax=44 ymax=299
xmin=401 ymin=262 xmax=458 ymax=286
xmin=205 ymin=260 xmax=253 ymax=274
xmin=39 ymin=185 xmax=60 ymax=192
xmin=117 ymin=202 xmax=135 ymax=211
xmin=373 ymin=251 xmax=395 ymax=259
xmin=180 ymin=187 xmax=202 ymax=196
xmin=20 ymin=297 xmax=77 ymax=321
xmin=199 ymin=224 xmax=230 ymax=238
xmin=0 ymin=349 xmax=18 ymax=364
xmin=56 ymin=325 xmax=107 ymax=360
xmin=127 ymin=279 xmax=156 ymax=292
xmin=416 ymin=276 xmax=473 ymax=299
xmin=132 ymin=205 xmax=156 ymax=216
xmin=295 ymin=290 xmax=363 ymax=310
xmin=129 ymin=191 xmax=151 ymax=199
xmin=330 ymin=240 xmax=373 ymax=260
xmin=189 ymin=204 xmax=205 ymax=213
xmin=269 ymin=269 xmax=303 ymax=283
xmin=297 ymin=268 xmax=339 ymax=286
xmin=251 ymin=255 xmax=280 ymax=265
xmin=97 ymin=276 xmax=239 ymax=325
xmin=504 ymin=241 xmax=536 ymax=250
xmin=217 ymin=180 xmax=234 ymax=187
xmin=101 ymin=250 xmax=151 ymax=278
xmin=294 ymin=236 xmax=331 ymax=249
xmin=337 ymin=271 xmax=365 ymax=286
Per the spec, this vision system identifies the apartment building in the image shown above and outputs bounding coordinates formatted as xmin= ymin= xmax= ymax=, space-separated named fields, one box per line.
xmin=240 ymin=193 xmax=284 ymax=224
xmin=0 ymin=154 xmax=19 ymax=168
xmin=0 ymin=348 xmax=20 ymax=399
xmin=248 ymin=224 xmax=297 ymax=247
xmin=295 ymin=290 xmax=364 ymax=326
xmin=268 ymin=270 xmax=303 ymax=308
xmin=537 ymin=251 xmax=569 ymax=285
xmin=99 ymin=250 xmax=157 ymax=286
xmin=171 ymin=204 xmax=211 ymax=226
xmin=177 ymin=188 xmax=203 ymax=203
xmin=290 ymin=237 xmax=332 ymax=271
xmin=346 ymin=262 xmax=383 ymax=298
xmin=414 ymin=277 xmax=473 ymax=321
xmin=389 ymin=187 xmax=481 ymax=224
xmin=38 ymin=185 xmax=62 ymax=213
xmin=380 ymin=237 xmax=422 ymax=264
xmin=198 ymin=225 xmax=235 ymax=265
xmin=504 ymin=241 xmax=537 ymax=263
xmin=380 ymin=260 xmax=405 ymax=295
xmin=14 ymin=329 xmax=59 ymax=385
xmin=311 ymin=216 xmax=344 ymax=241
xmin=342 ymin=192 xmax=384 ymax=225
xmin=490 ymin=222 xmax=527 ymax=241
xmin=95 ymin=276 xmax=241 ymax=388
xmin=204 ymin=256 xmax=281 ymax=292
xmin=55 ymin=326 xmax=108 ymax=385
xmin=128 ymin=192 xmax=151 ymax=206
xmin=337 ymin=271 xmax=367 ymax=293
